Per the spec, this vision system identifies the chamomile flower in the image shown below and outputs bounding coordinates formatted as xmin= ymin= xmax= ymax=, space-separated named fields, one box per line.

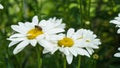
xmin=110 ymin=13 xmax=120 ymax=33
xmin=8 ymin=16 xmax=65 ymax=54
xmin=77 ymin=29 xmax=101 ymax=55
xmin=0 ymin=4 xmax=4 ymax=9
xmin=40 ymin=28 xmax=90 ymax=64
xmin=114 ymin=47 xmax=120 ymax=57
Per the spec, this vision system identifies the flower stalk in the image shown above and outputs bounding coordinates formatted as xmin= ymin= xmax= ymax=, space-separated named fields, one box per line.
xmin=63 ymin=55 xmax=66 ymax=68
xmin=77 ymin=56 xmax=81 ymax=68
xmin=36 ymin=46 xmax=42 ymax=68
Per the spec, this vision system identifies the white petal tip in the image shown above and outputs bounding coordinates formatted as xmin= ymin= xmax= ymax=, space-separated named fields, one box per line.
xmin=13 ymin=51 xmax=18 ymax=55
xmin=114 ymin=53 xmax=120 ymax=57
xmin=8 ymin=45 xmax=11 ymax=48
xmin=0 ymin=4 xmax=4 ymax=9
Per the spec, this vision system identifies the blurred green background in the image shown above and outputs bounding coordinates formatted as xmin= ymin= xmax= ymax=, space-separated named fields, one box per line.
xmin=0 ymin=0 xmax=120 ymax=68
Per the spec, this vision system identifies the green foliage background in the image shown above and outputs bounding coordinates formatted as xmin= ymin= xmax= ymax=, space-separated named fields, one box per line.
xmin=0 ymin=0 xmax=120 ymax=68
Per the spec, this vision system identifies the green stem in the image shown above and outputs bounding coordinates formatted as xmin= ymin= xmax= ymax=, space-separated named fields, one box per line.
xmin=93 ymin=60 xmax=96 ymax=68
xmin=78 ymin=0 xmax=83 ymax=27
xmin=80 ymin=0 xmax=82 ymax=24
xmin=34 ymin=0 xmax=38 ymax=15
xmin=63 ymin=56 xmax=66 ymax=68
xmin=88 ymin=0 xmax=92 ymax=29
xmin=56 ymin=53 xmax=60 ymax=68
xmin=36 ymin=46 xmax=42 ymax=68
xmin=110 ymin=0 xmax=115 ymax=11
xmin=20 ymin=0 xmax=24 ymax=20
xmin=88 ymin=0 xmax=91 ymax=20
xmin=35 ymin=0 xmax=42 ymax=19
xmin=77 ymin=56 xmax=81 ymax=68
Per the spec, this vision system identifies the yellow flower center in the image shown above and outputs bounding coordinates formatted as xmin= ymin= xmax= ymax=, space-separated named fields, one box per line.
xmin=58 ymin=37 xmax=74 ymax=47
xmin=27 ymin=26 xmax=43 ymax=40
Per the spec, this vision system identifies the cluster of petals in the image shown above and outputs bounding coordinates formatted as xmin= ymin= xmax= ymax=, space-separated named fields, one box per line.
xmin=114 ymin=47 xmax=120 ymax=57
xmin=8 ymin=15 xmax=101 ymax=64
xmin=8 ymin=16 xmax=65 ymax=54
xmin=110 ymin=13 xmax=120 ymax=34
xmin=110 ymin=13 xmax=120 ymax=58
xmin=40 ymin=28 xmax=101 ymax=64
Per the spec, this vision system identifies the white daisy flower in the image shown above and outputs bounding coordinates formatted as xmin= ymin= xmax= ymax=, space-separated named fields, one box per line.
xmin=114 ymin=47 xmax=120 ymax=57
xmin=7 ymin=16 xmax=65 ymax=54
xmin=77 ymin=29 xmax=101 ymax=55
xmin=110 ymin=13 xmax=120 ymax=34
xmin=40 ymin=28 xmax=90 ymax=64
xmin=0 ymin=4 xmax=4 ymax=9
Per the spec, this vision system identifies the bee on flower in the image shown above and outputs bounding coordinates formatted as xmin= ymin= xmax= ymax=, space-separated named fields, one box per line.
xmin=7 ymin=16 xmax=65 ymax=54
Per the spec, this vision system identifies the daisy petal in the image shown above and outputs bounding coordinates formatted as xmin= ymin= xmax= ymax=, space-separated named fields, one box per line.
xmin=43 ymin=49 xmax=50 ymax=54
xmin=8 ymin=41 xmax=20 ymax=47
xmin=67 ymin=28 xmax=75 ymax=38
xmin=11 ymin=25 xmax=24 ymax=33
xmin=0 ymin=4 xmax=4 ymax=9
xmin=110 ymin=20 xmax=120 ymax=25
xmin=63 ymin=48 xmax=70 ymax=55
xmin=38 ymin=40 xmax=53 ymax=48
xmin=8 ymin=37 xmax=25 ymax=41
xmin=29 ymin=39 xmax=37 ymax=46
xmin=86 ymin=43 xmax=99 ymax=49
xmin=118 ymin=47 xmax=120 ymax=51
xmin=39 ymin=20 xmax=47 ymax=27
xmin=36 ymin=34 xmax=45 ymax=40
xmin=9 ymin=34 xmax=26 ymax=38
xmin=11 ymin=25 xmax=20 ymax=32
xmin=46 ymin=28 xmax=65 ymax=34
xmin=118 ymin=13 xmax=120 ymax=17
xmin=77 ymin=48 xmax=90 ymax=57
xmin=66 ymin=54 xmax=73 ymax=64
xmin=32 ymin=16 xmax=39 ymax=25
xmin=114 ymin=53 xmax=120 ymax=57
xmin=13 ymin=40 xmax=29 ymax=54
xmin=117 ymin=29 xmax=120 ymax=34
xmin=57 ymin=23 xmax=65 ymax=28
xmin=86 ymin=48 xmax=94 ymax=55
xmin=69 ymin=47 xmax=77 ymax=57
xmin=51 ymin=47 xmax=59 ymax=54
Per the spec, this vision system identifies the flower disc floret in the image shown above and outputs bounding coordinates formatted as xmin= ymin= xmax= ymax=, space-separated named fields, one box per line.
xmin=58 ymin=37 xmax=74 ymax=47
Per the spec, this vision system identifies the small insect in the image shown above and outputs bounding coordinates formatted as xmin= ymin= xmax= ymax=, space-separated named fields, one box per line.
xmin=35 ymin=25 xmax=42 ymax=30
